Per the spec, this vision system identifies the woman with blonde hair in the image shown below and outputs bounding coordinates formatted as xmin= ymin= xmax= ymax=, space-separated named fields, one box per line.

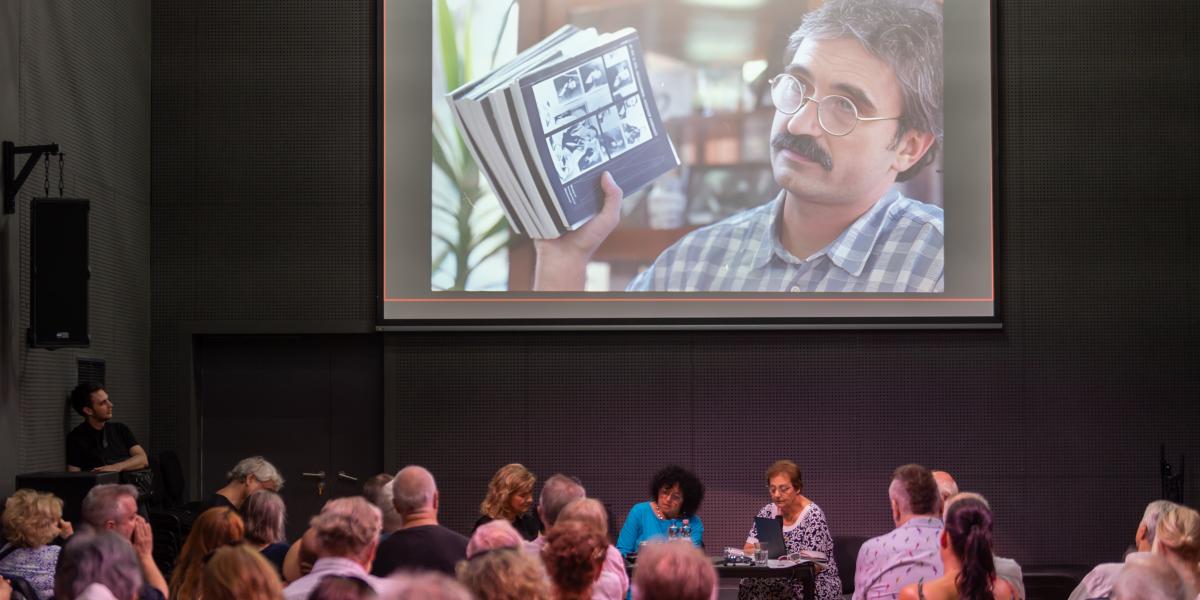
xmin=458 ymin=547 xmax=552 ymax=600
xmin=475 ymin=463 xmax=542 ymax=541
xmin=558 ymin=498 xmax=629 ymax=600
xmin=200 ymin=544 xmax=284 ymax=600
xmin=0 ymin=489 xmax=73 ymax=599
xmin=170 ymin=507 xmax=246 ymax=599
xmin=1152 ymin=504 xmax=1200 ymax=597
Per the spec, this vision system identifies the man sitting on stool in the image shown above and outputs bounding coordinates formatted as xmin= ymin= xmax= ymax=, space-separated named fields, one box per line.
xmin=66 ymin=383 xmax=148 ymax=474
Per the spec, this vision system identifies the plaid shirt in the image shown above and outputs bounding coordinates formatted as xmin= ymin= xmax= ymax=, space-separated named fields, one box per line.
xmin=626 ymin=189 xmax=944 ymax=292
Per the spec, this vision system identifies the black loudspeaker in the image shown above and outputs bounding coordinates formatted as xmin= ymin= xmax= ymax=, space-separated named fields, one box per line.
xmin=29 ymin=197 xmax=90 ymax=348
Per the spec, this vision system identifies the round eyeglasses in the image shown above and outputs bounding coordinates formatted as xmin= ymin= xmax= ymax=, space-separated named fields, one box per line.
xmin=768 ymin=74 xmax=901 ymax=137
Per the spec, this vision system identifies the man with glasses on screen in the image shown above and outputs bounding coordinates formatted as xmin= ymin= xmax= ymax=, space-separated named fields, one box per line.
xmin=533 ymin=0 xmax=944 ymax=293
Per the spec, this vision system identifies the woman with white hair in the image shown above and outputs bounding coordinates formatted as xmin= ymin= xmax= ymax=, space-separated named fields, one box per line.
xmin=54 ymin=531 xmax=144 ymax=600
xmin=0 ymin=489 xmax=73 ymax=599
xmin=243 ymin=490 xmax=290 ymax=576
xmin=1151 ymin=504 xmax=1200 ymax=597
xmin=209 ymin=456 xmax=285 ymax=511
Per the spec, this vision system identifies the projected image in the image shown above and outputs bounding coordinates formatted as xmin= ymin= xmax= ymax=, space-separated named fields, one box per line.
xmin=548 ymin=117 xmax=611 ymax=183
xmin=603 ymin=47 xmax=637 ymax=97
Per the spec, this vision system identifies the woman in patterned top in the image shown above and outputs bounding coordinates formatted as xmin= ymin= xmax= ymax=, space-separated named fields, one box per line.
xmin=0 ymin=489 xmax=74 ymax=600
xmin=738 ymin=460 xmax=841 ymax=600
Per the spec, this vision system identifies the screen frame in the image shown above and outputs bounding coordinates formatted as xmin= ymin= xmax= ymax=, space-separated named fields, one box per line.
xmin=375 ymin=0 xmax=1002 ymax=331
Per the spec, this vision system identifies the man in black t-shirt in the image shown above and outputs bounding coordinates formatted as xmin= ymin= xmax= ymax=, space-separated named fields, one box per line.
xmin=65 ymin=383 xmax=148 ymax=473
xmin=371 ymin=465 xmax=468 ymax=577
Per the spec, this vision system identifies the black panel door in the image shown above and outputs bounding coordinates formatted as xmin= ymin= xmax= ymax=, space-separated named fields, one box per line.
xmin=196 ymin=335 xmax=382 ymax=541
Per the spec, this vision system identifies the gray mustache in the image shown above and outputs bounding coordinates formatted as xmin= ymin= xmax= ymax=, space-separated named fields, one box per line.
xmin=771 ymin=133 xmax=833 ymax=172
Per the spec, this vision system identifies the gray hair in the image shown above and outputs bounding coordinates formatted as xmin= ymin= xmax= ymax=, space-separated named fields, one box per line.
xmin=54 ymin=530 xmax=144 ymax=600
xmin=226 ymin=456 xmax=285 ymax=490
xmin=242 ymin=490 xmax=287 ymax=545
xmin=1141 ymin=500 xmax=1177 ymax=547
xmin=1112 ymin=553 xmax=1187 ymax=600
xmin=310 ymin=496 xmax=382 ymax=559
xmin=787 ymin=0 xmax=943 ymax=181
xmin=374 ymin=474 xmax=406 ymax=534
xmin=387 ymin=571 xmax=473 ymax=600
xmin=392 ymin=465 xmax=437 ymax=516
xmin=80 ymin=484 xmax=138 ymax=530
xmin=538 ymin=474 xmax=586 ymax=527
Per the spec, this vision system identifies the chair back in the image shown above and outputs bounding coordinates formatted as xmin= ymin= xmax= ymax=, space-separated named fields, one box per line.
xmin=0 ymin=572 xmax=41 ymax=600
xmin=832 ymin=535 xmax=869 ymax=594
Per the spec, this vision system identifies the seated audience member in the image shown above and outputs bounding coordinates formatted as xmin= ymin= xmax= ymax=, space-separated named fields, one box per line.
xmin=281 ymin=527 xmax=320 ymax=583
xmin=475 ymin=464 xmax=543 ymax=541
xmin=170 ymin=507 xmax=246 ymax=599
xmin=898 ymin=495 xmax=1017 ymax=600
xmin=457 ymin=547 xmax=552 ymax=600
xmin=1070 ymin=500 xmax=1177 ymax=600
xmin=1150 ymin=505 xmax=1200 ymax=596
xmin=1112 ymin=553 xmax=1189 ymax=600
xmin=631 ymin=540 xmax=718 ymax=600
xmin=201 ymin=544 xmax=285 ymax=600
xmin=54 ymin=530 xmax=144 ymax=600
xmin=364 ymin=474 xmax=404 ymax=539
xmin=0 ymin=489 xmax=73 ymax=600
xmin=740 ymin=459 xmax=841 ymax=600
xmin=933 ymin=474 xmax=1024 ymax=599
xmin=242 ymin=490 xmax=290 ymax=576
xmin=208 ymin=456 xmax=285 ymax=511
xmin=309 ymin=575 xmax=377 ymax=600
xmin=557 ymin=498 xmax=629 ymax=600
xmin=854 ymin=464 xmax=944 ymax=600
xmin=371 ymin=466 xmax=468 ymax=577
xmin=466 ymin=520 xmax=524 ymax=558
xmin=616 ymin=465 xmax=705 ymax=556
xmin=387 ymin=571 xmax=473 ymax=600
xmin=530 ymin=474 xmax=587 ymax=551
xmin=66 ymin=383 xmax=149 ymax=474
xmin=80 ymin=484 xmax=169 ymax=599
xmin=543 ymin=521 xmax=609 ymax=600
xmin=283 ymin=497 xmax=388 ymax=600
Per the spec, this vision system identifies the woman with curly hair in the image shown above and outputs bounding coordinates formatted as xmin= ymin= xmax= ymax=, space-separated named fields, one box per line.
xmin=543 ymin=521 xmax=608 ymax=600
xmin=898 ymin=494 xmax=1016 ymax=600
xmin=458 ymin=547 xmax=552 ymax=600
xmin=0 ymin=489 xmax=73 ymax=599
xmin=169 ymin=507 xmax=246 ymax=599
xmin=616 ymin=465 xmax=705 ymax=557
xmin=475 ymin=463 xmax=542 ymax=541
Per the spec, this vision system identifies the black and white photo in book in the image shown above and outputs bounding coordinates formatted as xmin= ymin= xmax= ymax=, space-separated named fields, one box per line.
xmin=603 ymin=46 xmax=637 ymax=97
xmin=579 ymin=58 xmax=606 ymax=93
xmin=616 ymin=94 xmax=651 ymax=149
xmin=548 ymin=117 xmax=611 ymax=183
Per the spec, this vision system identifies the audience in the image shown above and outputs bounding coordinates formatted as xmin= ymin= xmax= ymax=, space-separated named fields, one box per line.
xmin=200 ymin=544 xmax=284 ymax=600
xmin=54 ymin=530 xmax=144 ymax=600
xmin=283 ymin=496 xmax=387 ymax=599
xmin=557 ymin=498 xmax=629 ymax=600
xmin=530 ymin=474 xmax=587 ymax=551
xmin=933 ymin=473 xmax=1024 ymax=599
xmin=386 ymin=571 xmax=473 ymax=600
xmin=0 ymin=489 xmax=72 ymax=599
xmin=169 ymin=507 xmax=245 ymax=599
xmin=371 ymin=466 xmax=468 ymax=577
xmin=898 ymin=494 xmax=1017 ymax=600
xmin=466 ymin=519 xmax=524 ymax=558
xmin=457 ymin=547 xmax=552 ymax=600
xmin=1151 ymin=504 xmax=1200 ymax=596
xmin=66 ymin=383 xmax=149 ymax=474
xmin=631 ymin=540 xmax=717 ymax=600
xmin=80 ymin=484 xmax=169 ymax=599
xmin=542 ymin=520 xmax=608 ymax=600
xmin=854 ymin=464 xmax=944 ymax=600
xmin=208 ymin=456 xmax=285 ymax=511
xmin=1112 ymin=553 xmax=1189 ymax=600
xmin=475 ymin=464 xmax=543 ymax=541
xmin=1071 ymin=500 xmax=1177 ymax=600
xmin=364 ymin=473 xmax=404 ymax=538
xmin=309 ymin=575 xmax=378 ymax=600
xmin=242 ymin=490 xmax=289 ymax=576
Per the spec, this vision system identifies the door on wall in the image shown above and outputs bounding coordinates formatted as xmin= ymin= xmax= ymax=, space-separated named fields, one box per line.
xmin=196 ymin=334 xmax=382 ymax=541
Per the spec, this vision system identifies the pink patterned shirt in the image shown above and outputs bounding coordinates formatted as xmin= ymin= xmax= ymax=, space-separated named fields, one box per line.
xmin=852 ymin=517 xmax=944 ymax=600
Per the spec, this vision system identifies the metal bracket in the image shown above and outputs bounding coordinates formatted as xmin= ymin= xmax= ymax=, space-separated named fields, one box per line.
xmin=3 ymin=141 xmax=60 ymax=214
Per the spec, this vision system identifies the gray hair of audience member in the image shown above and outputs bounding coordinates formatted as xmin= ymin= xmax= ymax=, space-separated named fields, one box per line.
xmin=942 ymin=491 xmax=988 ymax=520
xmin=1112 ymin=553 xmax=1188 ymax=600
xmin=786 ymin=0 xmax=944 ymax=182
xmin=310 ymin=496 xmax=382 ymax=559
xmin=557 ymin=497 xmax=609 ymax=538
xmin=54 ymin=530 xmax=145 ymax=600
xmin=466 ymin=519 xmax=524 ymax=559
xmin=456 ymin=547 xmax=552 ymax=600
xmin=373 ymin=475 xmax=405 ymax=534
xmin=385 ymin=571 xmax=473 ymax=600
xmin=889 ymin=464 xmax=939 ymax=518
xmin=632 ymin=540 xmax=718 ymax=600
xmin=80 ymin=483 xmax=139 ymax=529
xmin=538 ymin=473 xmax=586 ymax=527
xmin=391 ymin=465 xmax=438 ymax=516
xmin=226 ymin=455 xmax=285 ymax=489
xmin=1140 ymin=500 xmax=1178 ymax=548
xmin=242 ymin=489 xmax=287 ymax=545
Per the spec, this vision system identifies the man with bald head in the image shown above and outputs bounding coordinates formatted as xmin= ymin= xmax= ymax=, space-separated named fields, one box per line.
xmin=371 ymin=466 xmax=469 ymax=577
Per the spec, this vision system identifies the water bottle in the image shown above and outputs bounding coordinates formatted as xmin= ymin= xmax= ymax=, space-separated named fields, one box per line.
xmin=680 ymin=519 xmax=692 ymax=541
xmin=667 ymin=521 xmax=680 ymax=540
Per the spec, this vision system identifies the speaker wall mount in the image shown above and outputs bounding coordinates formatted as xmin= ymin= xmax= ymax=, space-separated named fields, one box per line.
xmin=3 ymin=140 xmax=59 ymax=214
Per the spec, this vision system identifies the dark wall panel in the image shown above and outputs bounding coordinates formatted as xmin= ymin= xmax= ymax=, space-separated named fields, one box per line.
xmin=152 ymin=0 xmax=1200 ymax=568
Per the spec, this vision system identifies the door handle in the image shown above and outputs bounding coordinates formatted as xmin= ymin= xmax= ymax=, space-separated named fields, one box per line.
xmin=302 ymin=471 xmax=327 ymax=496
xmin=337 ymin=471 xmax=359 ymax=483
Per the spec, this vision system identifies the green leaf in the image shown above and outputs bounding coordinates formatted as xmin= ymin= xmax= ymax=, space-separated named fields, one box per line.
xmin=432 ymin=245 xmax=452 ymax=274
xmin=436 ymin=0 xmax=461 ymax=90
xmin=470 ymin=215 xmax=510 ymax=249
xmin=431 ymin=127 xmax=460 ymax=183
xmin=490 ymin=1 xmax=517 ymax=69
xmin=470 ymin=235 xmax=510 ymax=269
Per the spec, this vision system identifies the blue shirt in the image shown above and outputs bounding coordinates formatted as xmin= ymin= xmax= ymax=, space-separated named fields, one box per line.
xmin=626 ymin=189 xmax=943 ymax=292
xmin=615 ymin=501 xmax=704 ymax=556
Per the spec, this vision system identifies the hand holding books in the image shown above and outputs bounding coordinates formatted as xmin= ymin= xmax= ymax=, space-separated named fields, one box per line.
xmin=532 ymin=172 xmax=623 ymax=291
